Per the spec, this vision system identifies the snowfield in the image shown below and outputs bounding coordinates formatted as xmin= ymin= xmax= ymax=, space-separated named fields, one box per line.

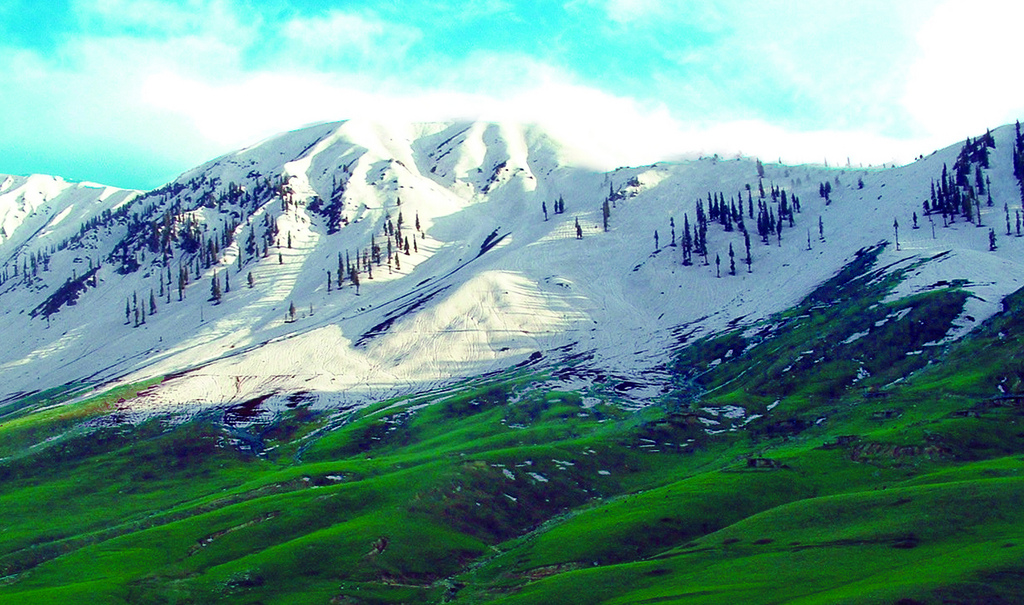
xmin=1 ymin=120 xmax=1022 ymax=417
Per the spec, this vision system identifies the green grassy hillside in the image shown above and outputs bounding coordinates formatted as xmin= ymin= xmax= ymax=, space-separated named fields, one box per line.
xmin=2 ymin=244 xmax=1023 ymax=604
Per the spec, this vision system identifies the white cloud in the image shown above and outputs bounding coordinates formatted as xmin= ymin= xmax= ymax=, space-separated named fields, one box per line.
xmin=279 ymin=10 xmax=421 ymax=67
xmin=3 ymin=0 xmax=1013 ymax=189
xmin=903 ymin=0 xmax=1024 ymax=139
xmin=71 ymin=0 xmax=253 ymax=43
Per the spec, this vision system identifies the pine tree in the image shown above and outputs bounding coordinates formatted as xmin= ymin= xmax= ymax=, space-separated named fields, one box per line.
xmin=289 ymin=301 xmax=296 ymax=322
xmin=602 ymin=200 xmax=610 ymax=232
xmin=350 ymin=264 xmax=360 ymax=295
xmin=125 ymin=298 xmax=131 ymax=324
xmin=744 ymin=231 xmax=752 ymax=273
xmin=211 ymin=272 xmax=222 ymax=303
xmin=989 ymin=228 xmax=997 ymax=251
xmin=715 ymin=253 xmax=721 ymax=278
xmin=247 ymin=272 xmax=255 ymax=288
xmin=149 ymin=290 xmax=157 ymax=315
xmin=728 ymin=243 xmax=736 ymax=276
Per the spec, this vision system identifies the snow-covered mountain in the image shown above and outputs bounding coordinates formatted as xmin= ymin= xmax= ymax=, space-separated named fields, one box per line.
xmin=2 ymin=120 xmax=1021 ymax=417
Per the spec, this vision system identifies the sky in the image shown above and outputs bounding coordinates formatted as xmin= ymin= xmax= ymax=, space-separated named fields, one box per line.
xmin=1 ymin=0 xmax=1023 ymax=190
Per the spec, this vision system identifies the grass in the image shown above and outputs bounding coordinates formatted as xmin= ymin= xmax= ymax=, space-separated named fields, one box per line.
xmin=1 ymin=246 xmax=1024 ymax=603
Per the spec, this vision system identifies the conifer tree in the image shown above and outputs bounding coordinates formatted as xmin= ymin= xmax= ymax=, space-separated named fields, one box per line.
xmin=211 ymin=272 xmax=222 ymax=303
xmin=602 ymin=200 xmax=610 ymax=232
xmin=715 ymin=253 xmax=721 ymax=278
xmin=289 ymin=301 xmax=296 ymax=322
xmin=248 ymin=272 xmax=255 ymax=288
xmin=350 ymin=264 xmax=360 ymax=295
xmin=149 ymin=290 xmax=157 ymax=315
xmin=728 ymin=243 xmax=736 ymax=276
xmin=744 ymin=231 xmax=752 ymax=272
xmin=682 ymin=214 xmax=693 ymax=266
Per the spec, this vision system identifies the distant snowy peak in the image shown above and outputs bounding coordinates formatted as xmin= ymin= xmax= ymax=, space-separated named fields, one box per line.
xmin=0 ymin=173 xmax=138 ymax=262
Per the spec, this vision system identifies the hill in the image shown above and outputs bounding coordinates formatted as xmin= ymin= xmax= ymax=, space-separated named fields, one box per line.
xmin=1 ymin=121 xmax=1024 ymax=603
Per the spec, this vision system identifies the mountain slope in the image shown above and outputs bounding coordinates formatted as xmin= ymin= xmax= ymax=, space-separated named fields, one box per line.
xmin=1 ymin=121 xmax=1021 ymax=421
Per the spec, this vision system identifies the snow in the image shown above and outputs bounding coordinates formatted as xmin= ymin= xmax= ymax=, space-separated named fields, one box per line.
xmin=1 ymin=120 xmax=1023 ymax=420
xmin=526 ymin=472 xmax=549 ymax=483
xmin=842 ymin=331 xmax=870 ymax=345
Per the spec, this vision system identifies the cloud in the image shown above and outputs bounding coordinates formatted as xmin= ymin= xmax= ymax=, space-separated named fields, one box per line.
xmin=904 ymin=0 xmax=1024 ymax=139
xmin=2 ymin=0 xmax=1016 ymax=190
xmin=278 ymin=9 xmax=422 ymax=68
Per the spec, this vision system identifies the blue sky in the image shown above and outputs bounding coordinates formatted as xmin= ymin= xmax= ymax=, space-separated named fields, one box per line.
xmin=1 ymin=0 xmax=1022 ymax=190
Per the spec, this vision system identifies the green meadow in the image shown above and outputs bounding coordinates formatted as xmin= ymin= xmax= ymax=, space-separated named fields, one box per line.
xmin=2 ymin=245 xmax=1023 ymax=604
